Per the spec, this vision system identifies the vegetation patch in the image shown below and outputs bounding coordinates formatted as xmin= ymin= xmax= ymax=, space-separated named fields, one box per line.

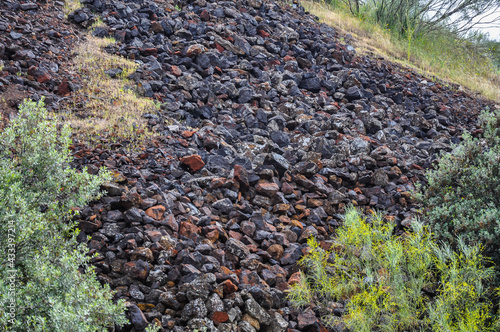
xmin=419 ymin=109 xmax=500 ymax=263
xmin=63 ymin=0 xmax=83 ymax=17
xmin=289 ymin=207 xmax=499 ymax=331
xmin=0 ymin=99 xmax=128 ymax=331
xmin=62 ymin=35 xmax=158 ymax=147
xmin=302 ymin=0 xmax=500 ymax=102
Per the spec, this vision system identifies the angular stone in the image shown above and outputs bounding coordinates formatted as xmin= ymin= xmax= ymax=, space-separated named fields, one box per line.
xmin=297 ymin=309 xmax=318 ymax=329
xmin=212 ymin=198 xmax=233 ymax=214
xmin=221 ymin=279 xmax=238 ymax=295
xmin=238 ymin=87 xmax=253 ymax=104
xmin=263 ymin=312 xmax=288 ymax=332
xmin=180 ymin=154 xmax=205 ymax=172
xmin=239 ymin=320 xmax=257 ymax=332
xmin=182 ymin=298 xmax=208 ymax=321
xmin=372 ymin=169 xmax=389 ymax=186
xmin=226 ymin=238 xmax=250 ymax=260
xmin=212 ymin=311 xmax=229 ymax=325
xmin=267 ymin=244 xmax=284 ymax=260
xmin=299 ymin=77 xmax=321 ymax=92
xmin=145 ymin=205 xmax=165 ymax=220
xmin=346 ymin=86 xmax=364 ymax=100
xmin=124 ymin=207 xmax=143 ymax=223
xmin=123 ymin=260 xmax=150 ymax=280
xmin=186 ymin=44 xmax=205 ymax=57
xmin=234 ymin=164 xmax=250 ymax=192
xmin=242 ymin=314 xmax=260 ymax=330
xmin=245 ymin=298 xmax=271 ymax=325
xmin=270 ymin=131 xmax=290 ymax=148
xmin=130 ymin=247 xmax=154 ymax=262
xmin=20 ymin=3 xmax=38 ymax=10
xmin=265 ymin=153 xmax=290 ymax=175
xmin=255 ymin=182 xmax=280 ymax=197
xmin=126 ymin=303 xmax=148 ymax=331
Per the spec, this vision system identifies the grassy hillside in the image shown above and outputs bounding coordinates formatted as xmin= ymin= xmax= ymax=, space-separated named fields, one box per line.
xmin=302 ymin=0 xmax=500 ymax=102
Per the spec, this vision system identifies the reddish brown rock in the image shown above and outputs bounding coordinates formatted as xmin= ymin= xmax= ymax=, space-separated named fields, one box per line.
xmin=267 ymin=244 xmax=284 ymax=260
xmin=242 ymin=314 xmax=260 ymax=330
xmin=78 ymin=219 xmax=102 ymax=233
xmin=281 ymin=182 xmax=294 ymax=194
xmin=170 ymin=65 xmax=182 ymax=76
xmin=205 ymin=229 xmax=219 ymax=243
xmin=142 ymin=47 xmax=157 ymax=56
xmin=221 ymin=279 xmax=238 ymax=295
xmin=123 ymin=260 xmax=150 ymax=280
xmin=298 ymin=309 xmax=319 ymax=329
xmin=57 ymin=78 xmax=71 ymax=96
xmin=212 ymin=311 xmax=229 ymax=325
xmin=162 ymin=214 xmax=179 ymax=232
xmin=186 ymin=44 xmax=205 ymax=57
xmin=179 ymin=222 xmax=201 ymax=239
xmin=150 ymin=21 xmax=163 ymax=33
xmin=200 ymin=9 xmax=210 ymax=21
xmin=180 ymin=154 xmax=205 ymax=172
xmin=145 ymin=230 xmax=163 ymax=242
xmin=145 ymin=205 xmax=165 ymax=220
xmin=255 ymin=182 xmax=280 ymax=197
xmin=234 ymin=165 xmax=250 ymax=192
xmin=181 ymin=130 xmax=196 ymax=138
xmin=288 ymin=272 xmax=301 ymax=286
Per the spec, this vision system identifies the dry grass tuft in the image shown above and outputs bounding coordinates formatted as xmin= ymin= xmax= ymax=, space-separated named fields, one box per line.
xmin=304 ymin=1 xmax=406 ymax=60
xmin=62 ymin=36 xmax=158 ymax=147
xmin=63 ymin=0 xmax=83 ymax=17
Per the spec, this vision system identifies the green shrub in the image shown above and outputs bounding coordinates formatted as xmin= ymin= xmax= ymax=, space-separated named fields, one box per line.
xmin=0 ymin=99 xmax=128 ymax=331
xmin=288 ymin=207 xmax=498 ymax=331
xmin=420 ymin=109 xmax=500 ymax=263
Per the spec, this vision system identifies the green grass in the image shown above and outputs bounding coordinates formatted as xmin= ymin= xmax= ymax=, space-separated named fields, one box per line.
xmin=63 ymin=0 xmax=83 ymax=17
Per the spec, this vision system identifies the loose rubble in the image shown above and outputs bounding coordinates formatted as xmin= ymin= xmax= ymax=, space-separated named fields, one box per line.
xmin=0 ymin=0 xmax=86 ymax=127
xmin=0 ymin=0 xmax=496 ymax=331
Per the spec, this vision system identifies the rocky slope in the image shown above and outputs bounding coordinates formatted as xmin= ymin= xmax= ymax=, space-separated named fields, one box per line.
xmin=0 ymin=0 xmax=86 ymax=127
xmin=0 ymin=0 xmax=496 ymax=331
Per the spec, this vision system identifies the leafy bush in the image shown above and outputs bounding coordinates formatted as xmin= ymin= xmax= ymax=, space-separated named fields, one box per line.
xmin=420 ymin=109 xmax=500 ymax=263
xmin=288 ymin=207 xmax=498 ymax=331
xmin=0 ymin=99 xmax=128 ymax=331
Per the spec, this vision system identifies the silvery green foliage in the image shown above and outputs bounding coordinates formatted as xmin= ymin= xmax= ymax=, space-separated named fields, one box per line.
xmin=0 ymin=99 xmax=128 ymax=331
xmin=421 ymin=109 xmax=500 ymax=262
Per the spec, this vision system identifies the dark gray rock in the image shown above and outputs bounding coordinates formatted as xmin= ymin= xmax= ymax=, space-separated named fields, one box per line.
xmin=346 ymin=86 xmax=364 ymax=100
xmin=182 ymin=298 xmax=207 ymax=321
xmin=226 ymin=238 xmax=250 ymax=260
xmin=245 ymin=298 xmax=271 ymax=325
xmin=126 ymin=303 xmax=148 ymax=331
xmin=212 ymin=198 xmax=233 ymax=214
xmin=299 ymin=77 xmax=321 ymax=92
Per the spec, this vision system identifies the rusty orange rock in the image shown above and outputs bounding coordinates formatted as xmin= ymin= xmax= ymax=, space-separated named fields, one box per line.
xmin=288 ymin=271 xmax=301 ymax=286
xmin=170 ymin=65 xmax=182 ymax=76
xmin=181 ymin=130 xmax=196 ymax=138
xmin=221 ymin=279 xmax=238 ymax=295
xmin=179 ymin=222 xmax=201 ymax=238
xmin=212 ymin=311 xmax=229 ymax=325
xmin=255 ymin=182 xmax=279 ymax=197
xmin=145 ymin=205 xmax=165 ymax=220
xmin=267 ymin=244 xmax=284 ymax=260
xmin=180 ymin=154 xmax=205 ymax=172
xmin=234 ymin=164 xmax=249 ymax=192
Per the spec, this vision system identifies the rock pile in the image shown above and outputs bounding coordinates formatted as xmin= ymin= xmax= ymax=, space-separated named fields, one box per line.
xmin=68 ymin=0 xmax=493 ymax=330
xmin=0 ymin=0 xmax=84 ymax=125
xmin=1 ymin=0 xmax=495 ymax=331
